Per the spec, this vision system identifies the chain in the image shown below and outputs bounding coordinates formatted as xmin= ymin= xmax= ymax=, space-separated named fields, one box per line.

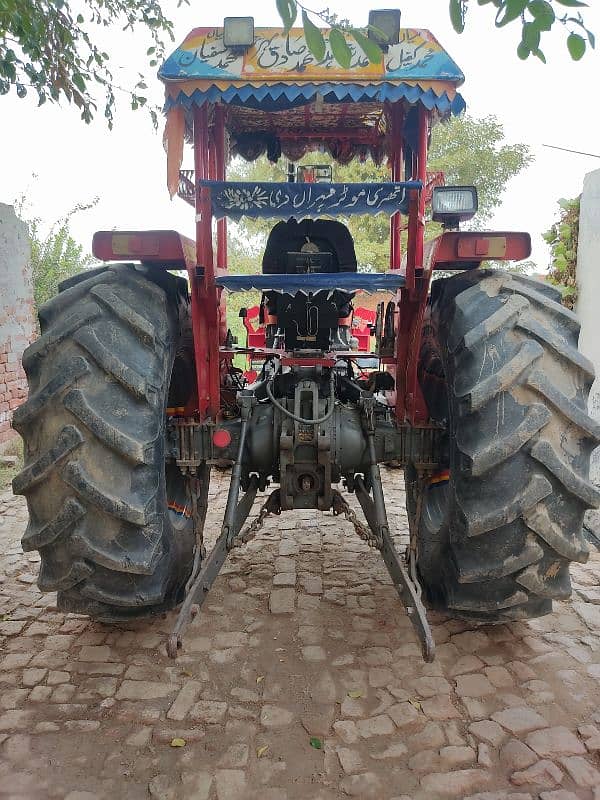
xmin=231 ymin=489 xmax=281 ymax=549
xmin=332 ymin=490 xmax=381 ymax=549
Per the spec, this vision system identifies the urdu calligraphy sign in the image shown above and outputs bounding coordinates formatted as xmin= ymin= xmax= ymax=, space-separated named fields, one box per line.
xmin=201 ymin=181 xmax=422 ymax=221
xmin=160 ymin=28 xmax=464 ymax=84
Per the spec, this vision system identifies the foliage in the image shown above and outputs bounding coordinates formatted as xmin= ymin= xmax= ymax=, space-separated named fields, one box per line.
xmin=16 ymin=199 xmax=97 ymax=312
xmin=3 ymin=2 xmax=593 ymax=131
xmin=0 ymin=0 xmax=186 ymax=126
xmin=0 ymin=436 xmax=23 ymax=491
xmin=543 ymin=196 xmax=580 ymax=308
xmin=279 ymin=1 xmax=595 ymax=65
xmin=447 ymin=0 xmax=594 ymax=62
xmin=429 ymin=116 xmax=532 ymax=220
xmin=226 ymin=114 xmax=531 ymax=273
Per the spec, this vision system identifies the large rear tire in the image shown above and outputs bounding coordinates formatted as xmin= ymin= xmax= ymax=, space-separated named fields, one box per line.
xmin=407 ymin=269 xmax=600 ymax=621
xmin=12 ymin=263 xmax=197 ymax=622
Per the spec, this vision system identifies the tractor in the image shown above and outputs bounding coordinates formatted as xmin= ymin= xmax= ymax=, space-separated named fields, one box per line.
xmin=13 ymin=13 xmax=599 ymax=662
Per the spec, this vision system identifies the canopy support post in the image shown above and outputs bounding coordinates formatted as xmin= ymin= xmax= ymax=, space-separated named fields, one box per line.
xmin=192 ymin=105 xmax=220 ymax=419
xmin=389 ymin=104 xmax=404 ymax=270
xmin=396 ymin=105 xmax=430 ymax=424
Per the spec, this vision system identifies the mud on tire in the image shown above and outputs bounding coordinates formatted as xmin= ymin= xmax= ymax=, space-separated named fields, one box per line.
xmin=12 ymin=264 xmax=196 ymax=622
xmin=407 ymin=269 xmax=600 ymax=621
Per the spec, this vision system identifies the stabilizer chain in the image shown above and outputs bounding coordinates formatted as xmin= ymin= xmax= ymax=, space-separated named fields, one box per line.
xmin=332 ymin=490 xmax=381 ymax=548
xmin=231 ymin=489 xmax=282 ymax=548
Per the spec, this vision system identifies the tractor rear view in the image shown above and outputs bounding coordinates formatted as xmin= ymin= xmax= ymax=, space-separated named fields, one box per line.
xmin=13 ymin=13 xmax=599 ymax=662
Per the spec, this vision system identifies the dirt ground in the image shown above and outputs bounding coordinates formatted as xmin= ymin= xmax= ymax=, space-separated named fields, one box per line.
xmin=1 ymin=468 xmax=600 ymax=800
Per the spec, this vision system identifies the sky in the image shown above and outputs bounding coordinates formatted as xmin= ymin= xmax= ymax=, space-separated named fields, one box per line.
xmin=2 ymin=0 xmax=600 ymax=271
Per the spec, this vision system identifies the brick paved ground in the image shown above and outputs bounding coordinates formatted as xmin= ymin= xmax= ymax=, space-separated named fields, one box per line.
xmin=1 ymin=469 xmax=600 ymax=800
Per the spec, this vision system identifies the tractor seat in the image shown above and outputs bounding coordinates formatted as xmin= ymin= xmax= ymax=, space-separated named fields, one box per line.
xmin=262 ymin=218 xmax=357 ymax=275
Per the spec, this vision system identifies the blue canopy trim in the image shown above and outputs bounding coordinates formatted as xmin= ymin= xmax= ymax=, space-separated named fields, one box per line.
xmin=164 ymin=82 xmax=466 ymax=116
xmin=201 ymin=181 xmax=422 ymax=221
xmin=215 ymin=273 xmax=405 ymax=294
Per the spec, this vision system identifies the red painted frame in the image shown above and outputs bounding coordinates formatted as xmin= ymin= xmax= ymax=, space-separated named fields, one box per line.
xmin=187 ymin=100 xmax=437 ymax=425
xmin=94 ymin=100 xmax=531 ymax=428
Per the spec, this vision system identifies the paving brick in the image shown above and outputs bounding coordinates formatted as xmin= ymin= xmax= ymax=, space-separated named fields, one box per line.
xmin=269 ymin=589 xmax=295 ymax=614
xmin=525 ymin=726 xmax=587 ymax=757
xmin=469 ymin=720 xmax=508 ymax=747
xmin=336 ymin=746 xmax=363 ymax=774
xmin=491 ymin=706 xmax=548 ymax=734
xmin=511 ymin=759 xmax=564 ymax=789
xmin=1 ymin=471 xmax=600 ymax=798
xmin=559 ymin=755 xmax=600 ymax=787
xmin=167 ymin=681 xmax=203 ymax=721
xmin=455 ymin=674 xmax=496 ymax=698
xmin=420 ymin=769 xmax=491 ymax=796
xmin=339 ymin=772 xmax=382 ymax=798
xmin=259 ymin=705 xmax=294 ymax=728
xmin=356 ymin=715 xmax=395 ymax=738
xmin=499 ymin=739 xmax=538 ymax=770
xmin=116 ymin=680 xmax=177 ymax=701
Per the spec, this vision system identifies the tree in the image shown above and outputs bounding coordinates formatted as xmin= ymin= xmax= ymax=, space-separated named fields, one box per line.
xmin=16 ymin=200 xmax=97 ymax=312
xmin=0 ymin=0 xmax=178 ymax=126
xmin=544 ymin=196 xmax=579 ymax=308
xmin=281 ymin=0 xmax=595 ymax=65
xmin=1 ymin=2 xmax=593 ymax=128
xmin=227 ymin=114 xmax=532 ymax=272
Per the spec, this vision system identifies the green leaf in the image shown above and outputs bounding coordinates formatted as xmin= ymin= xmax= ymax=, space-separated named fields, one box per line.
xmin=449 ymin=0 xmax=466 ymax=33
xmin=302 ymin=10 xmax=326 ymax=62
xmin=329 ymin=29 xmax=352 ymax=68
xmin=554 ymin=0 xmax=588 ymax=6
xmin=533 ymin=47 xmax=547 ymax=62
xmin=495 ymin=0 xmax=528 ymax=27
xmin=309 ymin=736 xmax=322 ymax=750
xmin=567 ymin=31 xmax=586 ymax=59
xmin=522 ymin=22 xmax=541 ymax=50
xmin=72 ymin=73 xmax=86 ymax=93
xmin=517 ymin=40 xmax=531 ymax=58
xmin=351 ymin=29 xmax=382 ymax=64
xmin=276 ymin=0 xmax=297 ymax=34
xmin=528 ymin=0 xmax=555 ymax=31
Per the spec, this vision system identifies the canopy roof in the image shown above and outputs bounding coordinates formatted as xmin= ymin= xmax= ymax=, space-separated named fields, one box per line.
xmin=160 ymin=26 xmax=465 ymax=191
xmin=160 ymin=27 xmax=465 ymax=117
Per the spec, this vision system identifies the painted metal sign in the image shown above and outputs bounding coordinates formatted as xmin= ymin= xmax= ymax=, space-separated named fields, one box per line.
xmin=160 ymin=27 xmax=464 ymax=85
xmin=201 ymin=180 xmax=422 ymax=221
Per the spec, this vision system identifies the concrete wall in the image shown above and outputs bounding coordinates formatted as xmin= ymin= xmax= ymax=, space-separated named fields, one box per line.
xmin=0 ymin=204 xmax=35 ymax=443
xmin=576 ymin=170 xmax=600 ymax=491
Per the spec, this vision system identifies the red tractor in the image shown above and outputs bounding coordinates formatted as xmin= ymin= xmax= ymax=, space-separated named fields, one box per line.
xmin=13 ymin=15 xmax=599 ymax=662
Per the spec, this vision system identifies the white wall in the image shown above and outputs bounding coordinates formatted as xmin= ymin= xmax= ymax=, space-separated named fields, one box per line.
xmin=576 ymin=170 xmax=600 ymax=490
xmin=0 ymin=203 xmax=34 ymax=441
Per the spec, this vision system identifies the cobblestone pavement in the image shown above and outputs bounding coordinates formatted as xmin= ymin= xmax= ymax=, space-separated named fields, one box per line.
xmin=1 ymin=469 xmax=600 ymax=800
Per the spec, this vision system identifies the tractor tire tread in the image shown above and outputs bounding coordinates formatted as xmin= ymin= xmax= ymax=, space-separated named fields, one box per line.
xmin=13 ymin=263 xmax=195 ymax=618
xmin=410 ymin=269 xmax=598 ymax=622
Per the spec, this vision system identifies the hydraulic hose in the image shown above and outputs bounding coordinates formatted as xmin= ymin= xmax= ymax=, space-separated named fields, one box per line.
xmin=265 ymin=372 xmax=336 ymax=426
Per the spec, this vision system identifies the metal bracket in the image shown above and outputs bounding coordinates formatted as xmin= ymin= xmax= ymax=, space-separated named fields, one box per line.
xmin=357 ymin=395 xmax=435 ymax=662
xmin=167 ymin=395 xmax=257 ymax=658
